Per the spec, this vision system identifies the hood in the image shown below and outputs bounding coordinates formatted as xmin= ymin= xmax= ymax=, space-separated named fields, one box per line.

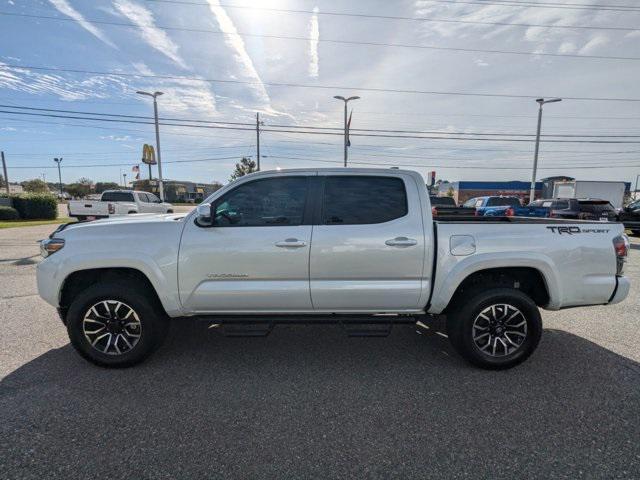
xmin=53 ymin=213 xmax=186 ymax=237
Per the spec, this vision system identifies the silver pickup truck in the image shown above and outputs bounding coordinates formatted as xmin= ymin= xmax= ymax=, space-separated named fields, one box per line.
xmin=37 ymin=168 xmax=630 ymax=369
xmin=67 ymin=190 xmax=173 ymax=221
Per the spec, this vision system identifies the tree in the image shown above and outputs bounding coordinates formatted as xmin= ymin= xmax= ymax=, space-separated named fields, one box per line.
xmin=229 ymin=157 xmax=257 ymax=181
xmin=0 ymin=173 xmax=4 ymax=188
xmin=446 ymin=187 xmax=455 ymax=198
xmin=211 ymin=181 xmax=223 ymax=191
xmin=21 ymin=178 xmax=50 ymax=193
xmin=95 ymin=182 xmax=120 ymax=193
xmin=66 ymin=179 xmax=93 ymax=199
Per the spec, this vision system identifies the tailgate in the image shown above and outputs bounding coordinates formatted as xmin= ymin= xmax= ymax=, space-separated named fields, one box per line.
xmin=68 ymin=201 xmax=109 ymax=216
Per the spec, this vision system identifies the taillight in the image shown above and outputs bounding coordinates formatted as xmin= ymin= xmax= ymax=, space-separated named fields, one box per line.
xmin=431 ymin=206 xmax=438 ymax=217
xmin=613 ymin=234 xmax=629 ymax=275
xmin=549 ymin=211 xmax=556 ymax=218
xmin=108 ymin=203 xmax=115 ymax=214
xmin=505 ymin=207 xmax=515 ymax=217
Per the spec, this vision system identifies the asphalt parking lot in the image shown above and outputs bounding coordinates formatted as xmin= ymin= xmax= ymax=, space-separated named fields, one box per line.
xmin=1 ymin=223 xmax=639 ymax=479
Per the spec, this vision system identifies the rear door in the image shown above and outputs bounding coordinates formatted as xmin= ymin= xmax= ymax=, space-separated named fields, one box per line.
xmin=309 ymin=173 xmax=426 ymax=312
xmin=178 ymin=174 xmax=314 ymax=313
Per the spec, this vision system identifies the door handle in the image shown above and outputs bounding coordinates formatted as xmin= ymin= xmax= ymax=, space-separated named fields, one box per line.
xmin=385 ymin=236 xmax=417 ymax=247
xmin=275 ymin=238 xmax=307 ymax=248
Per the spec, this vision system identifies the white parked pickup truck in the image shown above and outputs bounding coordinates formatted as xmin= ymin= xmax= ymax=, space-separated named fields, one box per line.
xmin=67 ymin=190 xmax=173 ymax=221
xmin=37 ymin=169 xmax=630 ymax=369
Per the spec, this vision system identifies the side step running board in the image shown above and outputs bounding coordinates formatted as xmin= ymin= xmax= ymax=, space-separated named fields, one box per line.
xmin=218 ymin=322 xmax=275 ymax=337
xmin=340 ymin=321 xmax=393 ymax=337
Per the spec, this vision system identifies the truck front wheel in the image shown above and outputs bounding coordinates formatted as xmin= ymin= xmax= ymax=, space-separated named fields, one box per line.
xmin=446 ymin=288 xmax=542 ymax=370
xmin=66 ymin=281 xmax=169 ymax=367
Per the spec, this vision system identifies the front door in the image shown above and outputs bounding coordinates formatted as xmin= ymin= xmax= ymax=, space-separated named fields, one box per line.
xmin=309 ymin=173 xmax=426 ymax=312
xmin=179 ymin=175 xmax=313 ymax=313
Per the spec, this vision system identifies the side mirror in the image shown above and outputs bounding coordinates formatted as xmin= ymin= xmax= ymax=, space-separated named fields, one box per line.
xmin=195 ymin=202 xmax=213 ymax=227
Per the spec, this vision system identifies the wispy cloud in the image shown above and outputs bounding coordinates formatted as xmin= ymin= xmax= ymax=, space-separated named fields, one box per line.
xmin=0 ymin=62 xmax=129 ymax=100
xmin=48 ymin=0 xmax=116 ymax=48
xmin=112 ymin=0 xmax=188 ymax=69
xmin=132 ymin=62 xmax=217 ymax=115
xmin=308 ymin=6 xmax=320 ymax=78
xmin=205 ymin=0 xmax=270 ymax=105
xmin=579 ymin=34 xmax=609 ymax=54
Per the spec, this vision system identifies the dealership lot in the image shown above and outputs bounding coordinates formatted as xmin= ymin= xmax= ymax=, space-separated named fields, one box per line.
xmin=1 ymin=223 xmax=639 ymax=479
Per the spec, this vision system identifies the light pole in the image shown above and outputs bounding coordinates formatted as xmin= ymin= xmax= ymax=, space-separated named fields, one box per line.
xmin=54 ymin=157 xmax=63 ymax=197
xmin=530 ymin=97 xmax=562 ymax=201
xmin=137 ymin=90 xmax=165 ymax=200
xmin=123 ymin=173 xmax=127 ymax=187
xmin=333 ymin=95 xmax=360 ymax=167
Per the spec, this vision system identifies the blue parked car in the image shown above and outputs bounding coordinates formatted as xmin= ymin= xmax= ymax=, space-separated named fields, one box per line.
xmin=463 ymin=196 xmax=521 ymax=216
xmin=463 ymin=196 xmax=550 ymax=217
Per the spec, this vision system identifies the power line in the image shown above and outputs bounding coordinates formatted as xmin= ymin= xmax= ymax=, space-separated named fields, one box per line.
xmin=4 ymin=108 xmax=640 ymax=144
xmin=4 ymin=63 xmax=640 ymax=102
xmin=4 ymin=104 xmax=640 ymax=138
xmin=4 ymin=11 xmax=639 ymax=61
xmin=6 ymin=155 xmax=247 ymax=169
xmin=265 ymin=154 xmax=640 ymax=170
xmin=145 ymin=0 xmax=640 ymax=17
xmin=408 ymin=0 xmax=640 ymax=12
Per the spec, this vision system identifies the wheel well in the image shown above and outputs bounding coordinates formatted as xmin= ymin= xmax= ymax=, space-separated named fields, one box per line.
xmin=128 ymin=211 xmax=136 ymax=214
xmin=444 ymin=267 xmax=550 ymax=312
xmin=59 ymin=267 xmax=164 ymax=319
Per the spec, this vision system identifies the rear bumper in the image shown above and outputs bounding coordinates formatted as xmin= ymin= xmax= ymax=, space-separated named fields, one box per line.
xmin=608 ymin=276 xmax=630 ymax=305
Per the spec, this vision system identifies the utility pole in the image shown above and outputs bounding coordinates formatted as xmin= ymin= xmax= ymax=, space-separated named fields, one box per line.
xmin=123 ymin=173 xmax=127 ymax=187
xmin=530 ymin=98 xmax=562 ymax=202
xmin=1 ymin=151 xmax=9 ymax=194
xmin=256 ymin=112 xmax=264 ymax=171
xmin=333 ymin=95 xmax=360 ymax=167
xmin=137 ymin=91 xmax=165 ymax=200
xmin=54 ymin=157 xmax=63 ymax=197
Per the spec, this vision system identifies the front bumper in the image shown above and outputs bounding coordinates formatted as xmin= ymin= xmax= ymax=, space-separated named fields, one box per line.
xmin=608 ymin=276 xmax=630 ymax=305
xmin=36 ymin=257 xmax=61 ymax=308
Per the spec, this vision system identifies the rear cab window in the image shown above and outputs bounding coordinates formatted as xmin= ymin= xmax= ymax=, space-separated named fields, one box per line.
xmin=322 ymin=176 xmax=407 ymax=225
xmin=486 ymin=197 xmax=520 ymax=207
xmin=101 ymin=191 xmax=134 ymax=202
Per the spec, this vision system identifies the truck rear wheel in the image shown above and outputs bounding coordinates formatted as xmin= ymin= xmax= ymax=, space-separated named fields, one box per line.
xmin=66 ymin=281 xmax=169 ymax=368
xmin=446 ymin=287 xmax=542 ymax=370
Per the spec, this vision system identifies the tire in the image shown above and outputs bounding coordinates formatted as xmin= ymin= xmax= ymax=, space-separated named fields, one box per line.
xmin=167 ymin=209 xmax=174 ymax=214
xmin=66 ymin=281 xmax=169 ymax=368
xmin=446 ymin=287 xmax=542 ymax=370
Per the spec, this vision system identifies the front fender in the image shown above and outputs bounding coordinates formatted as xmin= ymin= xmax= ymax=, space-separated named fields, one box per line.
xmin=45 ymin=252 xmax=183 ymax=317
xmin=428 ymin=251 xmax=561 ymax=314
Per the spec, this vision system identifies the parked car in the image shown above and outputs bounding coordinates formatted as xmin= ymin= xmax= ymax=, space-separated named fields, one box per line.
xmin=618 ymin=199 xmax=640 ymax=234
xmin=38 ymin=168 xmax=629 ymax=370
xmin=463 ymin=196 xmax=522 ymax=216
xmin=429 ymin=196 xmax=475 ymax=217
xmin=528 ymin=198 xmax=618 ymax=222
xmin=68 ymin=190 xmax=174 ymax=221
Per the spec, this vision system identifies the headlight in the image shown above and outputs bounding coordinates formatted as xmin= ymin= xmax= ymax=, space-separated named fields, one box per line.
xmin=40 ymin=238 xmax=65 ymax=257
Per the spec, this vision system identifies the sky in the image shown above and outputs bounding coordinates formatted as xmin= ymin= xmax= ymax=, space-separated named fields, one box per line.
xmin=0 ymin=0 xmax=639 ymax=186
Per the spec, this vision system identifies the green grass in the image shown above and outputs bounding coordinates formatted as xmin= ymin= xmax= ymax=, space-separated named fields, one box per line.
xmin=0 ymin=218 xmax=75 ymax=229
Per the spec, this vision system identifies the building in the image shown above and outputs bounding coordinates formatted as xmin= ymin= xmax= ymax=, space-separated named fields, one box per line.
xmin=437 ymin=181 xmax=543 ymax=205
xmin=132 ymin=179 xmax=222 ymax=203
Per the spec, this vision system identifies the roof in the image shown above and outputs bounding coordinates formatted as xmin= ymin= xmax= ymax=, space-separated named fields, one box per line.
xmin=458 ymin=181 xmax=543 ymax=190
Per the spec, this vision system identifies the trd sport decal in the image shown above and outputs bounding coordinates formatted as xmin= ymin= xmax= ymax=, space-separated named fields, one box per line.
xmin=546 ymin=226 xmax=610 ymax=235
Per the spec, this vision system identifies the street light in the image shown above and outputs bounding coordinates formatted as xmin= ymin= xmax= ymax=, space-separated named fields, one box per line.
xmin=53 ymin=157 xmax=63 ymax=197
xmin=333 ymin=95 xmax=360 ymax=167
xmin=530 ymin=97 xmax=562 ymax=201
xmin=137 ymin=90 xmax=165 ymax=200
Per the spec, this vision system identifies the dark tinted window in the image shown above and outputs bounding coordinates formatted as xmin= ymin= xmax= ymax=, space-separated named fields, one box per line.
xmin=322 ymin=176 xmax=407 ymax=225
xmin=430 ymin=196 xmax=456 ymax=207
xmin=102 ymin=191 xmax=134 ymax=202
xmin=214 ymin=177 xmax=308 ymax=227
xmin=138 ymin=193 xmax=150 ymax=203
xmin=487 ymin=197 xmax=520 ymax=207
xmin=552 ymin=200 xmax=570 ymax=209
xmin=578 ymin=201 xmax=615 ymax=214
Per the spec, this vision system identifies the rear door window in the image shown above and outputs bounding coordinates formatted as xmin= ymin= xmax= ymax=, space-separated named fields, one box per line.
xmin=322 ymin=176 xmax=407 ymax=225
